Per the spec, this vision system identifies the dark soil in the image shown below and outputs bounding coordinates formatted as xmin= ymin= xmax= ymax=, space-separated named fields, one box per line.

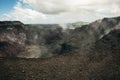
xmin=0 ymin=52 xmax=120 ymax=80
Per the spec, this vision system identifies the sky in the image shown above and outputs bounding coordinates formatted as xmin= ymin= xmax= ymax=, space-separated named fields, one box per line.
xmin=0 ymin=0 xmax=120 ymax=24
xmin=0 ymin=0 xmax=17 ymax=14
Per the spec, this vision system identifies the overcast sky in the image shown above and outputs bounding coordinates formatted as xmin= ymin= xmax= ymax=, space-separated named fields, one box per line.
xmin=0 ymin=0 xmax=120 ymax=24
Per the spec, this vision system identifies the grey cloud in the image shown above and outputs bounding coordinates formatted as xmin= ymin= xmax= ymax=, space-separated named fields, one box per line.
xmin=0 ymin=0 xmax=120 ymax=23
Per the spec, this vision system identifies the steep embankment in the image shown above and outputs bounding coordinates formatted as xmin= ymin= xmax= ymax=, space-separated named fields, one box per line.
xmin=0 ymin=16 xmax=120 ymax=58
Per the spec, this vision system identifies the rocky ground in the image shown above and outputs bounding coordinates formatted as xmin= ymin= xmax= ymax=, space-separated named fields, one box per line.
xmin=0 ymin=50 xmax=120 ymax=80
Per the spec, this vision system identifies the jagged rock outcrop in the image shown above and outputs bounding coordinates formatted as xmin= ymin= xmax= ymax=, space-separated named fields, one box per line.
xmin=0 ymin=21 xmax=26 ymax=44
xmin=0 ymin=41 xmax=25 ymax=57
xmin=0 ymin=16 xmax=120 ymax=58
xmin=0 ymin=21 xmax=64 ymax=58
xmin=94 ymin=28 xmax=120 ymax=54
xmin=64 ymin=16 xmax=120 ymax=52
